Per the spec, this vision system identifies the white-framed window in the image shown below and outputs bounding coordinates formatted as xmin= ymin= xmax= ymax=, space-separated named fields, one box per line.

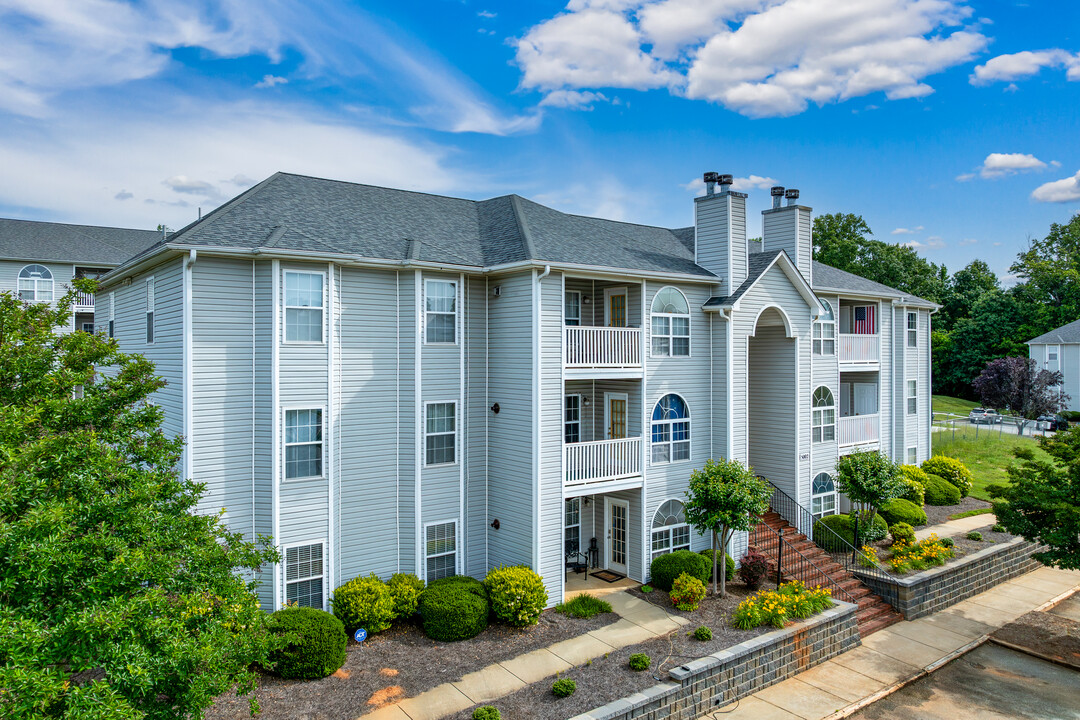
xmin=284 ymin=542 xmax=324 ymax=609
xmin=907 ymin=312 xmax=917 ymax=348
xmin=907 ymin=446 xmax=918 ymax=465
xmin=145 ymin=277 xmax=155 ymax=344
xmin=108 ymin=291 xmax=115 ymax=338
xmin=650 ymin=287 xmax=690 ymax=357
xmin=284 ymin=270 xmax=324 ymax=343
xmin=651 ymin=394 xmax=690 ymax=464
xmin=651 ymin=499 xmax=691 ymax=563
xmin=81 ymin=322 xmax=94 ymax=333
xmin=565 ymin=497 xmax=581 ymax=554
xmin=813 ymin=299 xmax=835 ymax=355
xmin=812 ymin=386 xmax=836 ymax=443
xmin=811 ymin=473 xmax=837 ymax=520
xmin=425 ymin=521 xmax=457 ymax=581
xmin=18 ymin=264 xmax=53 ymax=302
xmin=907 ymin=380 xmax=917 ymax=415
xmin=1048 ymin=347 xmax=1059 ymax=365
xmin=425 ymin=401 xmax=457 ymax=466
xmin=284 ymin=408 xmax=323 ymax=480
xmin=424 ymin=279 xmax=457 ymax=344
xmin=565 ymin=291 xmax=581 ymax=326
xmin=564 ymin=394 xmax=581 ymax=444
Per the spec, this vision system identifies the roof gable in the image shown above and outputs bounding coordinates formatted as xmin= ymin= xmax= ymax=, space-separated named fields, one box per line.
xmin=704 ymin=250 xmax=824 ymax=315
xmin=1027 ymin=318 xmax=1080 ymax=345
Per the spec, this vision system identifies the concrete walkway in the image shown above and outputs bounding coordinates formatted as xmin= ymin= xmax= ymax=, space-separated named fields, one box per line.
xmin=363 ymin=591 xmax=687 ymax=720
xmin=705 ymin=565 xmax=1080 ymax=720
xmin=914 ymin=512 xmax=996 ymax=541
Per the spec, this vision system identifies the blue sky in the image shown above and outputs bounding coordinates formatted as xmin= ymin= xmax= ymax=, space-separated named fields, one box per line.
xmin=0 ymin=1 xmax=1077 ymax=282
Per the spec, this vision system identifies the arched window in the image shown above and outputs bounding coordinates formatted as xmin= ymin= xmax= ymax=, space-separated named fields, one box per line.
xmin=18 ymin=264 xmax=53 ymax=302
xmin=812 ymin=387 xmax=835 ymax=443
xmin=651 ymin=499 xmax=691 ymax=562
xmin=813 ymin=299 xmax=835 ymax=355
xmin=650 ymin=287 xmax=690 ymax=357
xmin=651 ymin=394 xmax=690 ymax=463
xmin=811 ymin=473 xmax=837 ymax=519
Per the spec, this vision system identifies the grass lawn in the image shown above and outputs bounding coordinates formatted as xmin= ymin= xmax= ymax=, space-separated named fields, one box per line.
xmin=933 ymin=394 xmax=979 ymax=418
xmin=932 ymin=425 xmax=1050 ymax=501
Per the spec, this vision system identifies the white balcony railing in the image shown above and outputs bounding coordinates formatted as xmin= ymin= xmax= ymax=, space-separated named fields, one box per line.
xmin=564 ymin=326 xmax=642 ymax=368
xmin=838 ymin=413 xmax=880 ymax=447
xmin=839 ymin=334 xmax=879 ymax=364
xmin=73 ymin=291 xmax=94 ymax=309
xmin=564 ymin=437 xmax=642 ymax=487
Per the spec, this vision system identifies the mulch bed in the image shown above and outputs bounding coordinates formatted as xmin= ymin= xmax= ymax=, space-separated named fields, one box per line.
xmin=205 ymin=609 xmax=620 ymax=720
xmin=991 ymin=610 xmax=1080 ymax=670
xmin=861 ymin=523 xmax=1018 ymax=578
xmin=923 ymin=496 xmax=992 ymax=527
xmin=447 ymin=585 xmax=770 ymax=720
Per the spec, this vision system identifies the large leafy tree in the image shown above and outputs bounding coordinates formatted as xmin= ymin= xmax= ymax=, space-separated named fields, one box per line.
xmin=684 ymin=458 xmax=771 ymax=597
xmin=990 ymin=426 xmax=1080 ymax=570
xmin=0 ymin=283 xmax=279 ymax=719
xmin=933 ymin=290 xmax=1027 ymax=398
xmin=833 ymin=450 xmax=904 ymax=529
xmin=972 ymin=356 xmax=1066 ymax=435
xmin=939 ymin=260 xmax=1000 ymax=332
xmin=1010 ymin=214 xmax=1080 ymax=337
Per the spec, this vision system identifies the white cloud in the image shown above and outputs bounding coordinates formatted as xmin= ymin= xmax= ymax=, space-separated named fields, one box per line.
xmin=731 ymin=174 xmax=778 ymax=191
xmin=955 ymin=172 xmax=976 ymax=182
xmin=255 ymin=74 xmax=288 ymax=88
xmin=1031 ymin=170 xmax=1080 ymax=204
xmin=903 ymin=235 xmax=945 ymax=250
xmin=977 ymin=152 xmax=1050 ymax=179
xmin=163 ymin=175 xmax=221 ymax=198
xmin=970 ymin=49 xmax=1080 ymax=85
xmin=516 ymin=0 xmax=987 ymax=117
xmin=959 ymin=237 xmax=977 ymax=245
xmin=114 ymin=190 xmax=133 ymax=201
xmin=539 ymin=90 xmax=609 ymax=109
xmin=891 ymin=225 xmax=924 ymax=235
xmin=533 ymin=175 xmax=637 ymax=222
xmin=226 ymin=174 xmax=258 ymax=187
xmin=478 ymin=10 xmax=497 ymax=18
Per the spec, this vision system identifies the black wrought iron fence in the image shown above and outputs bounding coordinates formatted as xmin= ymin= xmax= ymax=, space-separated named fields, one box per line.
xmin=748 ymin=519 xmax=857 ymax=604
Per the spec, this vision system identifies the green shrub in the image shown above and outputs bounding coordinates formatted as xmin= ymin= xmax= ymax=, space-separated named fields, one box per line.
xmin=890 ymin=522 xmax=915 ymax=546
xmin=485 ymin=566 xmax=548 ymax=627
xmin=640 ymin=584 xmax=653 ymax=593
xmin=732 ymin=581 xmax=833 ymax=630
xmin=924 ymin=474 xmax=961 ymax=506
xmin=813 ymin=513 xmax=887 ymax=550
xmin=921 ymin=456 xmax=974 ymax=498
xmin=941 ymin=536 xmax=955 ymax=548
xmin=554 ymin=593 xmax=612 ymax=619
xmin=899 ymin=464 xmax=931 ymax=486
xmin=650 ymin=549 xmax=710 ymax=591
xmin=966 ymin=531 xmax=983 ymax=541
xmin=387 ymin=573 xmax=425 ymax=619
xmin=992 ymin=523 xmax=1006 ymax=533
xmin=670 ymin=572 xmax=707 ymax=611
xmin=332 ymin=574 xmax=395 ymax=633
xmin=628 ymin=653 xmax=651 ymax=671
xmin=693 ymin=625 xmax=713 ymax=641
xmin=699 ymin=548 xmax=736 ymax=582
xmin=879 ymin=498 xmax=928 ymax=527
xmin=737 ymin=550 xmax=770 ymax=589
xmin=418 ymin=576 xmax=489 ymax=641
xmin=266 ymin=606 xmax=347 ymax=680
xmin=897 ymin=477 xmax=926 ymax=506
xmin=552 ymin=678 xmax=576 ymax=698
xmin=472 ymin=707 xmax=500 ymax=720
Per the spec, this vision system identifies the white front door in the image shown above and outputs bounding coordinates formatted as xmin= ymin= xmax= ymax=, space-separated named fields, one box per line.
xmin=854 ymin=383 xmax=877 ymax=416
xmin=605 ymin=498 xmax=629 ymax=575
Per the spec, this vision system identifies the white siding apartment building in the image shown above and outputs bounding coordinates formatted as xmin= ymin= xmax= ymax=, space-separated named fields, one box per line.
xmin=1028 ymin=319 xmax=1080 ymax=412
xmin=97 ymin=172 xmax=937 ymax=610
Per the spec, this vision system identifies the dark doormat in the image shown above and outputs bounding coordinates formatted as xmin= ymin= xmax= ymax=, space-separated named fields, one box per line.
xmin=591 ymin=570 xmax=626 ymax=583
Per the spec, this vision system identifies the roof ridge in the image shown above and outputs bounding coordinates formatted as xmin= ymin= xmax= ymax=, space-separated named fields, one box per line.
xmin=509 ymin=195 xmax=538 ymax=261
xmin=0 ymin=217 xmax=156 ymax=234
xmin=168 ymin=172 xmax=284 ymax=242
xmin=273 ymin=171 xmax=485 ymax=206
xmin=513 ymin=193 xmax=682 ymax=234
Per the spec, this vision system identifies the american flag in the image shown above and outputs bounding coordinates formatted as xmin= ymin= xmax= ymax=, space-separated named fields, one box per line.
xmin=854 ymin=305 xmax=875 ymax=334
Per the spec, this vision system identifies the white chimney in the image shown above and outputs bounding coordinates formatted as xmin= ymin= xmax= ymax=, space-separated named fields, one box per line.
xmin=694 ymin=171 xmax=748 ymax=291
xmin=762 ymin=187 xmax=812 ymax=284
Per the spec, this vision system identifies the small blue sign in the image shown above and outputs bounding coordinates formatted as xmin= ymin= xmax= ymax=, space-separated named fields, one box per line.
xmin=354 ymin=628 xmax=367 ymax=644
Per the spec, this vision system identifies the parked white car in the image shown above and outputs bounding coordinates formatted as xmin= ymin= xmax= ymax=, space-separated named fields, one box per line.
xmin=968 ymin=408 xmax=1001 ymax=424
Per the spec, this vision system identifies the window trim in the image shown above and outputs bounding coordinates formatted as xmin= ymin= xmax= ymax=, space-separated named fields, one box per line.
xmin=423 ymin=278 xmax=458 ymax=345
xmin=907 ymin=446 xmax=918 ymax=465
xmin=424 ymin=400 xmax=458 ymax=467
xmin=145 ymin=276 xmax=155 ymax=345
xmin=282 ymin=405 xmax=326 ymax=481
xmin=812 ymin=386 xmax=836 ymax=444
xmin=906 ymin=312 xmax=918 ymax=348
xmin=423 ymin=519 xmax=459 ymax=581
xmin=282 ymin=269 xmax=326 ymax=345
xmin=650 ymin=286 xmax=691 ymax=358
xmin=282 ymin=540 xmax=327 ymax=610
xmin=813 ymin=299 xmax=836 ymax=355
xmin=650 ymin=393 xmax=692 ymax=465
xmin=81 ymin=322 xmax=94 ymax=333
xmin=565 ymin=497 xmax=581 ymax=554
xmin=907 ymin=379 xmax=917 ymax=416
xmin=564 ymin=393 xmax=582 ymax=444
xmin=17 ymin=264 xmax=54 ymax=303
xmin=108 ymin=291 xmax=115 ymax=338
xmin=811 ymin=473 xmax=837 ymax=520
xmin=650 ymin=498 xmax=691 ymax=564
xmin=564 ymin=291 xmax=581 ymax=326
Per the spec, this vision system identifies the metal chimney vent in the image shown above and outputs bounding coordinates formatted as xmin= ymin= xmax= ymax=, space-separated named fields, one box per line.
xmin=703 ymin=171 xmax=718 ymax=195
xmin=771 ymin=186 xmax=784 ymax=209
xmin=718 ymin=174 xmax=734 ymax=189
xmin=785 ymin=188 xmax=800 ymax=206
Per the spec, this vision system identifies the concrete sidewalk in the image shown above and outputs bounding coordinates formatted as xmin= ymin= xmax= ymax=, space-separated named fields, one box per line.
xmin=705 ymin=565 xmax=1080 ymax=720
xmin=913 ymin=513 xmax=995 ymax=541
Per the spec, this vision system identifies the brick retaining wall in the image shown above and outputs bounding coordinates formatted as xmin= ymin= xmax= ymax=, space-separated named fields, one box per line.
xmin=855 ymin=537 xmax=1041 ymax=620
xmin=569 ymin=600 xmax=860 ymax=720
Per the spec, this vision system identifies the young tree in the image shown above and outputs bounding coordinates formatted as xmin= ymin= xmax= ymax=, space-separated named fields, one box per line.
xmin=0 ymin=282 xmax=279 ymax=719
xmin=833 ymin=450 xmax=904 ymax=529
xmin=990 ymin=425 xmax=1080 ymax=570
xmin=972 ymin=356 xmax=1067 ymax=435
xmin=684 ymin=459 xmax=771 ymax=597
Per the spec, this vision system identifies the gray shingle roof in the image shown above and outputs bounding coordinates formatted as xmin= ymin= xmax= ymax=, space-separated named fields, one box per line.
xmin=1027 ymin=319 xmax=1080 ymax=345
xmin=0 ymin=218 xmax=158 ymax=266
xmin=812 ymin=260 xmax=937 ymax=308
xmin=703 ymin=250 xmax=785 ymax=307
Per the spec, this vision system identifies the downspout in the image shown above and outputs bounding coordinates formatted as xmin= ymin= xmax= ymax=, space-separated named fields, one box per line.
xmin=183 ymin=249 xmax=196 ymax=486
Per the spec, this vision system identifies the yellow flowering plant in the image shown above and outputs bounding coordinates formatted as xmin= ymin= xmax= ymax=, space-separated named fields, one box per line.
xmin=731 ymin=581 xmax=833 ymax=630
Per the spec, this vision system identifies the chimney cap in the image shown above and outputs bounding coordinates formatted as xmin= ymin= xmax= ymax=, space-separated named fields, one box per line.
xmin=771 ymin=186 xmax=785 ymax=196
xmin=718 ymin=174 xmax=734 ymax=186
xmin=703 ymin=171 xmax=719 ymax=183
xmin=784 ymin=188 xmax=800 ymax=200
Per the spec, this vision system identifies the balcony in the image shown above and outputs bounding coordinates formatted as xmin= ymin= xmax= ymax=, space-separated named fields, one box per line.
xmin=839 ymin=334 xmax=879 ymax=366
xmin=564 ymin=437 xmax=642 ymax=491
xmin=73 ymin=291 xmax=95 ymax=310
xmin=564 ymin=326 xmax=642 ymax=377
xmin=838 ymin=413 xmax=880 ymax=449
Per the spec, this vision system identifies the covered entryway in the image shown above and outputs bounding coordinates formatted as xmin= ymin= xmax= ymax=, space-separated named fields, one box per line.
xmin=748 ymin=307 xmax=798 ymax=499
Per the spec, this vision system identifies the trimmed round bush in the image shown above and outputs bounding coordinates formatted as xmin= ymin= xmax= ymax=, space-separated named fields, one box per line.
xmin=890 ymin=522 xmax=915 ymax=546
xmin=897 ymin=477 xmax=926 ymax=506
xmin=484 ymin=565 xmax=548 ymax=627
xmin=966 ymin=531 xmax=983 ymax=541
xmin=650 ymin=549 xmax=710 ymax=591
xmin=332 ymin=574 xmax=395 ymax=633
xmin=813 ymin=513 xmax=887 ymax=550
xmin=899 ymin=464 xmax=931 ymax=486
xmin=924 ymin=474 xmax=961 ymax=506
xmin=418 ymin=576 xmax=489 ymax=641
xmin=670 ymin=572 xmax=707 ymax=611
xmin=921 ymin=456 xmax=973 ymax=498
xmin=693 ymin=625 xmax=713 ymax=641
xmin=699 ymin=548 xmax=736 ymax=583
xmin=992 ymin=523 xmax=1006 ymax=533
xmin=879 ymin=498 xmax=928 ymax=527
xmin=629 ymin=653 xmax=651 ymax=671
xmin=552 ymin=678 xmax=576 ymax=698
xmin=940 ymin=536 xmax=955 ymax=548
xmin=387 ymin=573 xmax=424 ymax=619
xmin=266 ymin=606 xmax=347 ymax=680
xmin=472 ymin=707 xmax=500 ymax=720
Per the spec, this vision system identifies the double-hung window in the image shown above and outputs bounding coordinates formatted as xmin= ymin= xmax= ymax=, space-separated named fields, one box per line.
xmin=565 ymin=292 xmax=581 ymax=326
xmin=907 ymin=312 xmax=917 ymax=348
xmin=564 ymin=395 xmax=581 ymax=444
xmin=108 ymin=291 xmax=115 ymax=338
xmin=651 ymin=287 xmax=690 ymax=357
xmin=564 ymin=498 xmax=581 ymax=554
xmin=907 ymin=380 xmax=917 ymax=415
xmin=813 ymin=300 xmax=835 ymax=355
xmin=145 ymin=277 xmax=155 ymax=344
xmin=425 ymin=402 xmax=456 ymax=465
xmin=425 ymin=279 xmax=457 ymax=343
xmin=651 ymin=500 xmax=691 ymax=563
xmin=425 ymin=522 xmax=457 ymax=580
xmin=812 ymin=387 xmax=835 ymax=443
xmin=907 ymin=447 xmax=918 ymax=465
xmin=285 ymin=409 xmax=323 ymax=479
xmin=285 ymin=543 xmax=324 ymax=608
xmin=284 ymin=271 xmax=324 ymax=343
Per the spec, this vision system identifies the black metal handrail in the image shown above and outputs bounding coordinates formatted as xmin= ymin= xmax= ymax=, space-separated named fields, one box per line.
xmin=748 ymin=518 xmax=857 ymax=604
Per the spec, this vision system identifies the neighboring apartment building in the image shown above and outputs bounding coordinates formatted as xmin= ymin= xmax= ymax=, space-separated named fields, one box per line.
xmin=0 ymin=218 xmax=158 ymax=332
xmin=1028 ymin=319 xmax=1080 ymax=412
xmin=97 ymin=172 xmax=937 ymax=611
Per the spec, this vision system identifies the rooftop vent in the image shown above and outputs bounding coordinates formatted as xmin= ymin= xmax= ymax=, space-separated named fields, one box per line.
xmin=718 ymin=174 xmax=734 ymax=190
xmin=785 ymin=188 xmax=800 ymax=207
xmin=771 ymin=186 xmax=785 ymax=209
xmin=703 ymin=171 xmax=719 ymax=195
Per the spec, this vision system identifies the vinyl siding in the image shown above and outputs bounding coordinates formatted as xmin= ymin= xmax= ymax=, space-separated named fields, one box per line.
xmin=811 ymin=294 xmax=840 ymax=483
xmin=762 ymin=207 xmax=812 ymax=280
xmin=1032 ymin=343 xmax=1080 ymax=412
xmin=253 ymin=261 xmax=274 ymax=608
xmin=693 ymin=194 xmax=737 ymax=289
xmin=466 ymin=275 xmax=489 ymax=577
xmin=538 ymin=271 xmax=564 ymax=603
xmin=748 ymin=323 xmax=798 ymax=498
xmin=0 ymin=259 xmax=78 ymax=332
xmin=398 ymin=272 xmax=418 ymax=574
